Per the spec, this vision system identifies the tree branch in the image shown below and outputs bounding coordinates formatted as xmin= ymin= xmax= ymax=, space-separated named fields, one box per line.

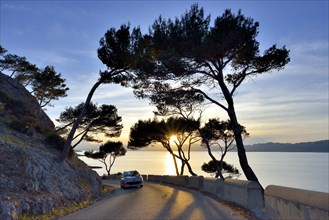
xmin=191 ymin=87 xmax=228 ymax=112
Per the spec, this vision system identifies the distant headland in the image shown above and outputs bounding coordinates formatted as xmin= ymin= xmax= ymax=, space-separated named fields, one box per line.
xmin=131 ymin=140 xmax=329 ymax=152
xmin=244 ymin=140 xmax=329 ymax=152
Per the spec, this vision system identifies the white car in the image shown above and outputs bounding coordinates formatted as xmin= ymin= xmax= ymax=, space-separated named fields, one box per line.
xmin=120 ymin=170 xmax=143 ymax=189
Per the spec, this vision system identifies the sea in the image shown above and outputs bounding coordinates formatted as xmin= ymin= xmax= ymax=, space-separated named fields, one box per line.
xmin=80 ymin=151 xmax=329 ymax=193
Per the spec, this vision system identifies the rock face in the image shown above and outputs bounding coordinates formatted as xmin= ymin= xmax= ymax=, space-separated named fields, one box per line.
xmin=0 ymin=73 xmax=54 ymax=132
xmin=0 ymin=73 xmax=103 ymax=219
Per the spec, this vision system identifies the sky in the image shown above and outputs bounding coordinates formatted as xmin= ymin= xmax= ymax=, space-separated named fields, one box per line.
xmin=0 ymin=0 xmax=328 ymax=150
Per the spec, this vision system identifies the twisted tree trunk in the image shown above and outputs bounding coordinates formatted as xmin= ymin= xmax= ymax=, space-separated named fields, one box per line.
xmin=58 ymin=79 xmax=104 ymax=162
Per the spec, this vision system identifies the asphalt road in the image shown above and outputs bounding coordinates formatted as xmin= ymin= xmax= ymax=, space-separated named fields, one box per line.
xmin=59 ymin=180 xmax=251 ymax=220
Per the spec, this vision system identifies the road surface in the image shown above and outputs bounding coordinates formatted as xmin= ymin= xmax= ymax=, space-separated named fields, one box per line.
xmin=60 ymin=180 xmax=252 ymax=220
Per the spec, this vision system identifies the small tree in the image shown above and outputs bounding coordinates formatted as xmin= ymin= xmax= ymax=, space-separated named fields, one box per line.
xmin=164 ymin=117 xmax=200 ymax=176
xmin=31 ymin=66 xmax=69 ymax=108
xmin=56 ymin=102 xmax=123 ymax=149
xmin=0 ymin=45 xmax=69 ymax=108
xmin=0 ymin=45 xmax=6 ymax=55
xmin=200 ymin=119 xmax=248 ymax=179
xmin=202 ymin=160 xmax=240 ymax=178
xmin=0 ymin=50 xmax=38 ymax=86
xmin=128 ymin=117 xmax=199 ymax=176
xmin=128 ymin=118 xmax=180 ymax=175
xmin=136 ymin=83 xmax=242 ymax=179
xmin=85 ymin=141 xmax=126 ymax=175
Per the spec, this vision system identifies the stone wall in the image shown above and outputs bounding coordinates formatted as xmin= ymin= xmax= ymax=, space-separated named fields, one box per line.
xmin=145 ymin=175 xmax=264 ymax=211
xmin=265 ymin=185 xmax=329 ymax=220
xmin=144 ymin=175 xmax=329 ymax=219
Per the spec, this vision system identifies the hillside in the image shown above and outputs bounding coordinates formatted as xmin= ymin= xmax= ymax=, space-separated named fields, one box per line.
xmin=0 ymin=73 xmax=103 ymax=219
xmin=245 ymin=140 xmax=329 ymax=152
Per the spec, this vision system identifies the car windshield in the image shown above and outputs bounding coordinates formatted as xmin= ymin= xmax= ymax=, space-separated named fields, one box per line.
xmin=124 ymin=171 xmax=140 ymax=177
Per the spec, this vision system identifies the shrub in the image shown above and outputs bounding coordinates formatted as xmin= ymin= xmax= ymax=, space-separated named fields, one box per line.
xmin=8 ymin=116 xmax=39 ymax=136
xmin=45 ymin=133 xmax=65 ymax=150
xmin=0 ymin=90 xmax=12 ymax=103
xmin=9 ymin=118 xmax=27 ymax=133
xmin=0 ymin=102 xmax=4 ymax=115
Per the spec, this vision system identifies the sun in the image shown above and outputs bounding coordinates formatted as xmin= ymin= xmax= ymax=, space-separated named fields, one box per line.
xmin=169 ymin=135 xmax=178 ymax=145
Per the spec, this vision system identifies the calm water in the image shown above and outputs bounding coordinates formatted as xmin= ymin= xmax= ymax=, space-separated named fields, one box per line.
xmin=81 ymin=151 xmax=329 ymax=193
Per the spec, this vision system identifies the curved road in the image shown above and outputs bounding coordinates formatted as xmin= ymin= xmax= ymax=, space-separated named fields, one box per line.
xmin=60 ymin=180 xmax=252 ymax=220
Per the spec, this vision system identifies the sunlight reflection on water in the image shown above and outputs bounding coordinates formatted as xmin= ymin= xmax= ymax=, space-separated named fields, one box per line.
xmin=80 ymin=151 xmax=329 ymax=193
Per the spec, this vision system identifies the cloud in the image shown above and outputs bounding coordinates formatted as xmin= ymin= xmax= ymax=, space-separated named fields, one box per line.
xmin=47 ymin=22 xmax=66 ymax=36
xmin=1 ymin=3 xmax=20 ymax=10
xmin=68 ymin=49 xmax=97 ymax=59
xmin=218 ymin=38 xmax=329 ymax=144
xmin=37 ymin=51 xmax=80 ymax=66
xmin=287 ymin=40 xmax=328 ymax=74
xmin=13 ymin=30 xmax=24 ymax=36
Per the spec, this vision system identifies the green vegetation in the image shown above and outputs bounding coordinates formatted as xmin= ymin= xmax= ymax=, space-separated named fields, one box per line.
xmin=58 ymin=24 xmax=141 ymax=161
xmin=44 ymin=133 xmax=65 ymax=151
xmin=17 ymin=184 xmax=113 ymax=220
xmin=18 ymin=200 xmax=92 ymax=220
xmin=0 ymin=52 xmax=102 ymax=219
xmin=0 ymin=102 xmax=4 ymax=115
xmin=0 ymin=45 xmax=69 ymax=109
xmin=202 ymin=160 xmax=240 ymax=178
xmin=56 ymin=102 xmax=123 ymax=149
xmin=32 ymin=66 xmax=69 ymax=108
xmin=128 ymin=117 xmax=200 ymax=176
xmin=0 ymin=89 xmax=11 ymax=99
xmin=0 ymin=133 xmax=24 ymax=147
xmin=0 ymin=89 xmax=44 ymax=134
xmin=199 ymin=119 xmax=248 ymax=179
xmin=48 ymin=4 xmax=289 ymax=191
xmin=125 ymin=5 xmax=289 ymax=189
xmin=85 ymin=141 xmax=126 ymax=175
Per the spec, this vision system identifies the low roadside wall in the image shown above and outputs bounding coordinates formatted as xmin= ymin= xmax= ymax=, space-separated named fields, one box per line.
xmin=161 ymin=175 xmax=189 ymax=186
xmin=144 ymin=175 xmax=329 ymax=219
xmin=202 ymin=177 xmax=224 ymax=198
xmin=188 ymin=176 xmax=204 ymax=190
xmin=265 ymin=185 xmax=329 ymax=220
xmin=104 ymin=174 xmax=121 ymax=180
xmin=146 ymin=174 xmax=264 ymax=211
xmin=224 ymin=179 xmax=263 ymax=210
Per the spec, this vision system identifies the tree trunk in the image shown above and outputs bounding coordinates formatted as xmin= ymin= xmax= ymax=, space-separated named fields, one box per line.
xmin=200 ymin=132 xmax=224 ymax=179
xmin=228 ymin=107 xmax=264 ymax=193
xmin=217 ymin=144 xmax=228 ymax=180
xmin=228 ymin=109 xmax=256 ymax=181
xmin=172 ymin=153 xmax=179 ymax=175
xmin=105 ymin=162 xmax=110 ymax=176
xmin=180 ymin=161 xmax=185 ymax=175
xmin=58 ymin=79 xmax=104 ymax=162
xmin=216 ymin=70 xmax=263 ymax=192
xmin=185 ymin=160 xmax=197 ymax=176
xmin=109 ymin=156 xmax=116 ymax=176
xmin=217 ymin=160 xmax=225 ymax=180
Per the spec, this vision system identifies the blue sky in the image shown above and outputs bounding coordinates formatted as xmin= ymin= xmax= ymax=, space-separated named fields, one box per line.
xmin=1 ymin=0 xmax=328 ymax=148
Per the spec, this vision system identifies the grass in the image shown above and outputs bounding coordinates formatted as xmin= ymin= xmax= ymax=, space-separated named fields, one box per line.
xmin=102 ymin=184 xmax=115 ymax=195
xmin=0 ymin=133 xmax=24 ymax=146
xmin=18 ymin=185 xmax=115 ymax=220
xmin=18 ymin=200 xmax=92 ymax=220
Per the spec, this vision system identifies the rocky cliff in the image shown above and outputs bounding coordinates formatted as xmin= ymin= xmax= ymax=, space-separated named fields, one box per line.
xmin=0 ymin=73 xmax=55 ymax=132
xmin=0 ymin=73 xmax=103 ymax=219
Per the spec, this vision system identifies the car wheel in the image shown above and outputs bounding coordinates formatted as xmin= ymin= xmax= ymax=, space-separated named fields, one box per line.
xmin=140 ymin=185 xmax=143 ymax=188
